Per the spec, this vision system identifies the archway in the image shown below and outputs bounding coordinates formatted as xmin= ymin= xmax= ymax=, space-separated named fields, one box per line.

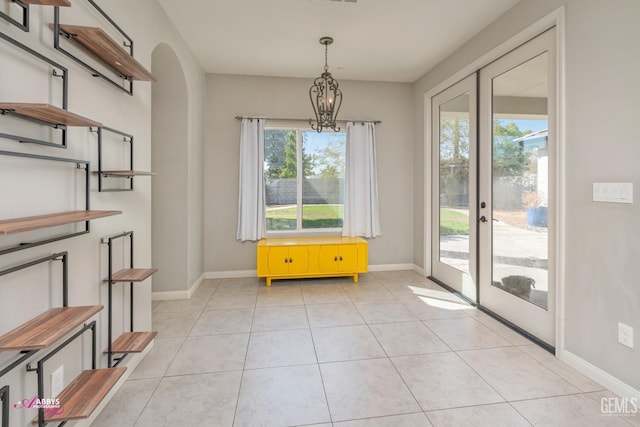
xmin=151 ymin=43 xmax=189 ymax=294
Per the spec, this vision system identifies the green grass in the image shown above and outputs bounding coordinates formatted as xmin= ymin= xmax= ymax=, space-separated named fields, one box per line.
xmin=440 ymin=208 xmax=470 ymax=235
xmin=267 ymin=204 xmax=343 ymax=230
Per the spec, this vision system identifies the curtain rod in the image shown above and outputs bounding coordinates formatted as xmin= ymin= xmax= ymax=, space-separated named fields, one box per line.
xmin=234 ymin=116 xmax=381 ymax=125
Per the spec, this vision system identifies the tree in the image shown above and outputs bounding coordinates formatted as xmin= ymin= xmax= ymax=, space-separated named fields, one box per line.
xmin=264 ymin=129 xmax=292 ymax=178
xmin=314 ymin=139 xmax=345 ymax=178
xmin=492 ymin=120 xmax=531 ymax=177
xmin=264 ymin=129 xmax=316 ymax=179
xmin=279 ymin=131 xmax=297 ymax=178
xmin=439 ymin=117 xmax=470 ymax=181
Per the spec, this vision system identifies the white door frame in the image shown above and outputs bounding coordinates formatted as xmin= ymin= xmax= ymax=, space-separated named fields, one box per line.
xmin=423 ymin=7 xmax=566 ymax=354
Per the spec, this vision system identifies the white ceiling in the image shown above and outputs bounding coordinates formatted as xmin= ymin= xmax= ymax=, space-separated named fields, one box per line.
xmin=156 ymin=0 xmax=521 ymax=83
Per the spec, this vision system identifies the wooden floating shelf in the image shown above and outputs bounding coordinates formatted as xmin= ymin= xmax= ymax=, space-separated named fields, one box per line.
xmin=0 ymin=306 xmax=103 ymax=351
xmin=53 ymin=24 xmax=155 ymax=81
xmin=105 ymin=331 xmax=157 ymax=354
xmin=32 ymin=367 xmax=126 ymax=424
xmin=104 ymin=268 xmax=158 ymax=283
xmin=93 ymin=170 xmax=156 ymax=178
xmin=22 ymin=0 xmax=71 ymax=6
xmin=0 ymin=210 xmax=122 ymax=235
xmin=0 ymin=103 xmax=101 ymax=127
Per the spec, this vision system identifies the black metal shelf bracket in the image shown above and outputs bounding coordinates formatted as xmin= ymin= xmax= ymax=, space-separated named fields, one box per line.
xmin=0 ymin=253 xmax=69 ymax=427
xmin=53 ymin=0 xmax=135 ymax=95
xmin=0 ymin=150 xmax=91 ymax=256
xmin=95 ymin=126 xmax=134 ymax=192
xmin=0 ymin=385 xmax=9 ymax=427
xmin=101 ymin=231 xmax=134 ymax=368
xmin=0 ymin=0 xmax=29 ymax=32
xmin=26 ymin=321 xmax=96 ymax=427
xmin=0 ymin=31 xmax=70 ymax=148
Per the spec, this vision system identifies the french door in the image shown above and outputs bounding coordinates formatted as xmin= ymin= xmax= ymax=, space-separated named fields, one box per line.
xmin=431 ymin=74 xmax=478 ymax=301
xmin=432 ymin=28 xmax=556 ymax=346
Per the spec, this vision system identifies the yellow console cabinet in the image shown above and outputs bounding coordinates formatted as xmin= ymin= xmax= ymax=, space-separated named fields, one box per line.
xmin=257 ymin=237 xmax=368 ymax=286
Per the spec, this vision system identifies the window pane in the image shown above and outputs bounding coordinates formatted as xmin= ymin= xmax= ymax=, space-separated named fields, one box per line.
xmin=264 ymin=129 xmax=297 ymax=231
xmin=301 ymin=131 xmax=345 ymax=229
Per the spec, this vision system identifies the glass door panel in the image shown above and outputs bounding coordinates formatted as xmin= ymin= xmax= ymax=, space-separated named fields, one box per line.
xmin=491 ymin=52 xmax=549 ymax=310
xmin=431 ymin=74 xmax=477 ymax=300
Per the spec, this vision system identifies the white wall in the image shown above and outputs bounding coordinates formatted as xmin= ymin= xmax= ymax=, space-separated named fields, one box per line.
xmin=0 ymin=1 xmax=204 ymax=425
xmin=204 ymin=74 xmax=414 ymax=274
xmin=413 ymin=0 xmax=640 ymax=393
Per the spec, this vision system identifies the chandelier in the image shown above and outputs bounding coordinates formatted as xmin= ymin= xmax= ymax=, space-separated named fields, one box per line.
xmin=309 ymin=36 xmax=342 ymax=132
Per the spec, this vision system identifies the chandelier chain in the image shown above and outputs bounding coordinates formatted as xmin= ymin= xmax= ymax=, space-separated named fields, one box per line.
xmin=324 ymin=43 xmax=329 ymax=72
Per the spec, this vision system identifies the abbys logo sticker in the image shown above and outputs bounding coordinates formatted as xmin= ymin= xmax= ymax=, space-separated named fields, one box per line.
xmin=13 ymin=396 xmax=64 ymax=416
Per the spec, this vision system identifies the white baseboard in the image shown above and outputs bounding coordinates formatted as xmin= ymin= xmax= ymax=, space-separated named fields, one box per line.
xmin=202 ymin=264 xmax=420 ymax=280
xmin=77 ymin=341 xmax=154 ymax=427
xmin=562 ymin=350 xmax=640 ymax=401
xmin=152 ymin=274 xmax=205 ymax=301
xmin=204 ymin=270 xmax=256 ymax=279
xmin=152 ymin=290 xmax=190 ymax=301
xmin=413 ymin=264 xmax=426 ymax=276
xmin=367 ymin=263 xmax=417 ymax=272
xmin=188 ymin=273 xmax=205 ymax=296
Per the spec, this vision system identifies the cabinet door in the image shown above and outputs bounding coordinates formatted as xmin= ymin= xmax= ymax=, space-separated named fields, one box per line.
xmin=318 ymin=245 xmax=340 ymax=273
xmin=267 ymin=246 xmax=291 ymax=275
xmin=287 ymin=246 xmax=309 ymax=274
xmin=337 ymin=244 xmax=358 ymax=272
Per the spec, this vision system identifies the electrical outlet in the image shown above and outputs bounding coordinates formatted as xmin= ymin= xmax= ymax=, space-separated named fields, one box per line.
xmin=618 ymin=323 xmax=634 ymax=349
xmin=51 ymin=365 xmax=64 ymax=398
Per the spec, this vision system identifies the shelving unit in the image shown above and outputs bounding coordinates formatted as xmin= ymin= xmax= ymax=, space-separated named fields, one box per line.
xmin=0 ymin=150 xmax=121 ymax=256
xmin=52 ymin=0 xmax=155 ymax=94
xmin=34 ymin=367 xmax=125 ymax=424
xmin=26 ymin=320 xmax=125 ymax=426
xmin=0 ymin=306 xmax=103 ymax=351
xmin=0 ymin=211 xmax=121 ymax=236
xmin=0 ymin=253 xmax=122 ymax=427
xmin=0 ymin=32 xmax=82 ymax=149
xmin=54 ymin=24 xmax=155 ymax=81
xmin=0 ymin=103 xmax=100 ymax=127
xmin=92 ymin=126 xmax=155 ymax=192
xmin=0 ymin=0 xmax=69 ymax=32
xmin=102 ymin=231 xmax=157 ymax=367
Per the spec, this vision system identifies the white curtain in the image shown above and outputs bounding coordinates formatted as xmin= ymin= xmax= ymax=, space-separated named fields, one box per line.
xmin=342 ymin=122 xmax=382 ymax=238
xmin=237 ymin=118 xmax=266 ymax=241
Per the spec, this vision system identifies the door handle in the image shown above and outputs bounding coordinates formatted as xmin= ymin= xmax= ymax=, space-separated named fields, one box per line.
xmin=479 ymin=216 xmax=488 ymax=223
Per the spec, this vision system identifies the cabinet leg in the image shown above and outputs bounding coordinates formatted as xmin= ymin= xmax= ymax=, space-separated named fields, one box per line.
xmin=353 ymin=274 xmax=358 ymax=283
xmin=266 ymin=277 xmax=272 ymax=287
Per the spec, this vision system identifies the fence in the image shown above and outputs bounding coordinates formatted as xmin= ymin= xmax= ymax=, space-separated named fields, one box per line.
xmin=266 ymin=178 xmax=344 ymax=206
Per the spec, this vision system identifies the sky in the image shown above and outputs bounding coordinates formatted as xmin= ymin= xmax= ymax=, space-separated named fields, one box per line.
xmin=512 ymin=119 xmax=548 ymax=134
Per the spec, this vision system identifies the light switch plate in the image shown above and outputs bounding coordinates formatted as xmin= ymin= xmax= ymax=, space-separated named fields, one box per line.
xmin=593 ymin=183 xmax=633 ymax=204
xmin=618 ymin=322 xmax=634 ymax=349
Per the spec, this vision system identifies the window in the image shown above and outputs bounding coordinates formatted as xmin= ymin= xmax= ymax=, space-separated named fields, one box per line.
xmin=264 ymin=127 xmax=346 ymax=232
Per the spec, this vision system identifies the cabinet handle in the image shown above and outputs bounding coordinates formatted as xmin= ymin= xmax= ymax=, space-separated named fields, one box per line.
xmin=289 ymin=257 xmax=293 ymax=263
xmin=339 ymin=256 xmax=343 ymax=261
xmin=284 ymin=258 xmax=289 ymax=263
xmin=334 ymin=256 xmax=338 ymax=261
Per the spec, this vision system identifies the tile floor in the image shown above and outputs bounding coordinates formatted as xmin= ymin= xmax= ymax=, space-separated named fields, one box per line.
xmin=92 ymin=271 xmax=637 ymax=427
